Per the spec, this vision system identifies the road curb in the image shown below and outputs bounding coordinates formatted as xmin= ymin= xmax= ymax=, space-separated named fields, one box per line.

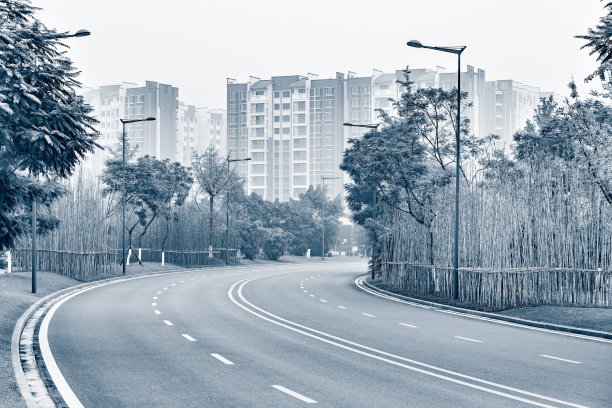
xmin=11 ymin=263 xmax=246 ymax=407
xmin=360 ymin=276 xmax=612 ymax=340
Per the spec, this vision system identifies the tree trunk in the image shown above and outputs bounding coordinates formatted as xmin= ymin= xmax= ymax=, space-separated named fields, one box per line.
xmin=209 ymin=195 xmax=215 ymax=248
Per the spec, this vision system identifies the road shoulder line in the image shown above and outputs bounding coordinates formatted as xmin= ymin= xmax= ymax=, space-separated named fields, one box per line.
xmin=359 ymin=276 xmax=612 ymax=342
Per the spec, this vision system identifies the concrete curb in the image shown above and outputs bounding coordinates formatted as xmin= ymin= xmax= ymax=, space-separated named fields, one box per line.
xmin=360 ymin=276 xmax=612 ymax=341
xmin=11 ymin=263 xmax=246 ymax=407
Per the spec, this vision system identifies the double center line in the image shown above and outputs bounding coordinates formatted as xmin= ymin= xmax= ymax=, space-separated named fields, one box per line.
xmin=228 ymin=276 xmax=589 ymax=408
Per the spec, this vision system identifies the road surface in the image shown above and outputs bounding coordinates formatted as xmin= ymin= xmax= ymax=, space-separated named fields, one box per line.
xmin=44 ymin=259 xmax=612 ymax=407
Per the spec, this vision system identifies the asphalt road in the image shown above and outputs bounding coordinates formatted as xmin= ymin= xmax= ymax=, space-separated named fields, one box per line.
xmin=45 ymin=259 xmax=612 ymax=407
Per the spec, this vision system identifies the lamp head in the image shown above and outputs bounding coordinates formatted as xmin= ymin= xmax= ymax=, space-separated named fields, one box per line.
xmin=406 ymin=40 xmax=423 ymax=48
xmin=145 ymin=117 xmax=156 ymax=121
xmin=73 ymin=29 xmax=91 ymax=37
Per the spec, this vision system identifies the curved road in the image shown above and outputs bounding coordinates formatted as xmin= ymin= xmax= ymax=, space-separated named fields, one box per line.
xmin=45 ymin=259 xmax=612 ymax=407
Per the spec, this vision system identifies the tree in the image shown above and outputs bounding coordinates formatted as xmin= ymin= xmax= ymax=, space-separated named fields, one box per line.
xmin=192 ymin=146 xmax=234 ymax=247
xmin=576 ymin=2 xmax=612 ymax=81
xmin=0 ymin=0 xmax=99 ymax=249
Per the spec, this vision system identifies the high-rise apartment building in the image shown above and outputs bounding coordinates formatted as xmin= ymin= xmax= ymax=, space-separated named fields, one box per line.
xmin=83 ymin=81 xmax=179 ymax=173
xmin=227 ymin=73 xmax=375 ymax=201
xmin=177 ymin=102 xmax=197 ymax=167
xmin=195 ymin=107 xmax=227 ymax=157
xmin=484 ymin=80 xmax=541 ymax=148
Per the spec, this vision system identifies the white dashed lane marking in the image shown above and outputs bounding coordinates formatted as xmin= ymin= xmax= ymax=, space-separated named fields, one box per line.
xmin=154 ymin=310 xmax=161 ymax=315
xmin=153 ymin=296 xmax=157 ymax=300
xmin=309 ymin=294 xmax=315 ymax=297
xmin=210 ymin=353 xmax=234 ymax=365
xmin=272 ymin=385 xmax=317 ymax=404
xmin=157 ymin=291 xmax=162 ymax=294
xmin=361 ymin=313 xmax=375 ymax=317
xmin=337 ymin=306 xmax=346 ymax=309
xmin=320 ymin=299 xmax=327 ymax=303
xmin=163 ymin=320 xmax=173 ymax=326
xmin=152 ymin=303 xmax=157 ymax=306
xmin=454 ymin=336 xmax=482 ymax=343
xmin=540 ymin=354 xmax=581 ymax=364
xmin=182 ymin=334 xmax=197 ymax=342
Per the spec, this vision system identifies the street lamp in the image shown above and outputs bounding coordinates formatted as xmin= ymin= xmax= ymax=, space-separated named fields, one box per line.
xmin=343 ymin=122 xmax=380 ymax=278
xmin=120 ymin=117 xmax=156 ymax=275
xmin=321 ymin=176 xmax=339 ymax=261
xmin=30 ymin=28 xmax=91 ymax=294
xmin=226 ymin=156 xmax=251 ymax=265
xmin=407 ymin=39 xmax=466 ymax=299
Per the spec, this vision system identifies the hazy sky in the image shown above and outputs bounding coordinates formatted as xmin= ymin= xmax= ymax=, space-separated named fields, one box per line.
xmin=32 ymin=0 xmax=604 ymax=108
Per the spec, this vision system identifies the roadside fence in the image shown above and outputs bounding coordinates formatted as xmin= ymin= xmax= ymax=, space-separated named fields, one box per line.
xmin=382 ymin=262 xmax=612 ymax=310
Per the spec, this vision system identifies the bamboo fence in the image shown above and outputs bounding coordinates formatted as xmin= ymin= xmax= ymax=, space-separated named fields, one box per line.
xmin=382 ymin=262 xmax=611 ymax=310
xmin=136 ymin=248 xmax=237 ymax=266
xmin=11 ymin=249 xmax=119 ymax=282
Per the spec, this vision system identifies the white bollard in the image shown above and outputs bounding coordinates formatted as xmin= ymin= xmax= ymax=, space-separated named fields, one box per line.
xmin=138 ymin=248 xmax=142 ymax=261
xmin=208 ymin=245 xmax=213 ymax=258
xmin=6 ymin=251 xmax=11 ymax=274
xmin=161 ymin=251 xmax=165 ymax=266
xmin=127 ymin=248 xmax=131 ymax=266
xmin=306 ymin=249 xmax=311 ymax=258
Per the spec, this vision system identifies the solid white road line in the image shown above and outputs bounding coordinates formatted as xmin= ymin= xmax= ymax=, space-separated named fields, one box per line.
xmin=540 ymin=355 xmax=581 ymax=364
xmin=399 ymin=323 xmax=418 ymax=328
xmin=229 ymin=277 xmax=589 ymax=408
xmin=163 ymin=320 xmax=173 ymax=326
xmin=337 ymin=306 xmax=346 ymax=309
xmin=361 ymin=313 xmax=375 ymax=317
xmin=154 ymin=310 xmax=161 ymax=315
xmin=210 ymin=353 xmax=234 ymax=365
xmin=455 ymin=336 xmax=482 ymax=343
xmin=181 ymin=334 xmax=197 ymax=342
xmin=272 ymin=385 xmax=317 ymax=404
xmin=152 ymin=303 xmax=157 ymax=306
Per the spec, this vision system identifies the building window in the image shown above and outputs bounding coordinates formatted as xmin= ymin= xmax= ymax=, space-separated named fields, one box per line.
xmin=324 ymin=124 xmax=334 ymax=133
xmin=298 ymin=88 xmax=306 ymax=94
xmin=252 ymin=152 xmax=265 ymax=161
xmin=324 ymin=99 xmax=334 ymax=108
xmin=240 ymin=92 xmax=246 ymax=99
xmin=293 ymin=163 xmax=307 ymax=173
xmin=282 ymin=115 xmax=290 ymax=122
xmin=251 ymin=140 xmax=265 ymax=149
xmin=293 ymin=138 xmax=307 ymax=148
xmin=255 ymin=90 xmax=264 ymax=96
xmin=295 ymin=126 xmax=307 ymax=136
xmin=240 ymin=103 xmax=247 ymax=112
xmin=251 ymin=164 xmax=265 ymax=174
xmin=255 ymin=127 xmax=265 ymax=136
xmin=274 ymin=116 xmax=280 ymax=123
xmin=273 ymin=91 xmax=280 ymax=98
xmin=228 ymin=116 xmax=236 ymax=124
xmin=283 ymin=90 xmax=291 ymax=98
xmin=351 ymin=111 xmax=360 ymax=120
xmin=282 ymin=103 xmax=290 ymax=110
xmin=251 ymin=176 xmax=265 ymax=186
xmin=293 ymin=101 xmax=305 ymax=111
xmin=293 ymin=150 xmax=307 ymax=160
xmin=351 ymin=98 xmax=360 ymax=107
xmin=363 ymin=85 xmax=371 ymax=95
xmin=274 ymin=128 xmax=280 ymax=134
xmin=351 ymin=86 xmax=360 ymax=95
xmin=324 ymin=87 xmax=334 ymax=95
xmin=282 ymin=128 xmax=290 ymax=134
xmin=380 ymin=84 xmax=389 ymax=90
xmin=274 ymin=103 xmax=280 ymax=110
xmin=293 ymin=114 xmax=306 ymax=124
xmin=253 ymin=103 xmax=265 ymax=113
xmin=229 ymin=104 xmax=236 ymax=112
xmin=293 ymin=175 xmax=307 ymax=185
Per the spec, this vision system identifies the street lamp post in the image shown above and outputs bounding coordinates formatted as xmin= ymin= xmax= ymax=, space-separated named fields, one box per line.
xmin=119 ymin=117 xmax=156 ymax=275
xmin=31 ymin=29 xmax=91 ymax=294
xmin=226 ymin=156 xmax=251 ymax=265
xmin=407 ymin=39 xmax=466 ymax=300
xmin=343 ymin=122 xmax=380 ymax=278
xmin=320 ymin=176 xmax=339 ymax=261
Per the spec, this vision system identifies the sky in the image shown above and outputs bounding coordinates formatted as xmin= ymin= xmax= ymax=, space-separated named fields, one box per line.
xmin=32 ymin=0 xmax=605 ymax=109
